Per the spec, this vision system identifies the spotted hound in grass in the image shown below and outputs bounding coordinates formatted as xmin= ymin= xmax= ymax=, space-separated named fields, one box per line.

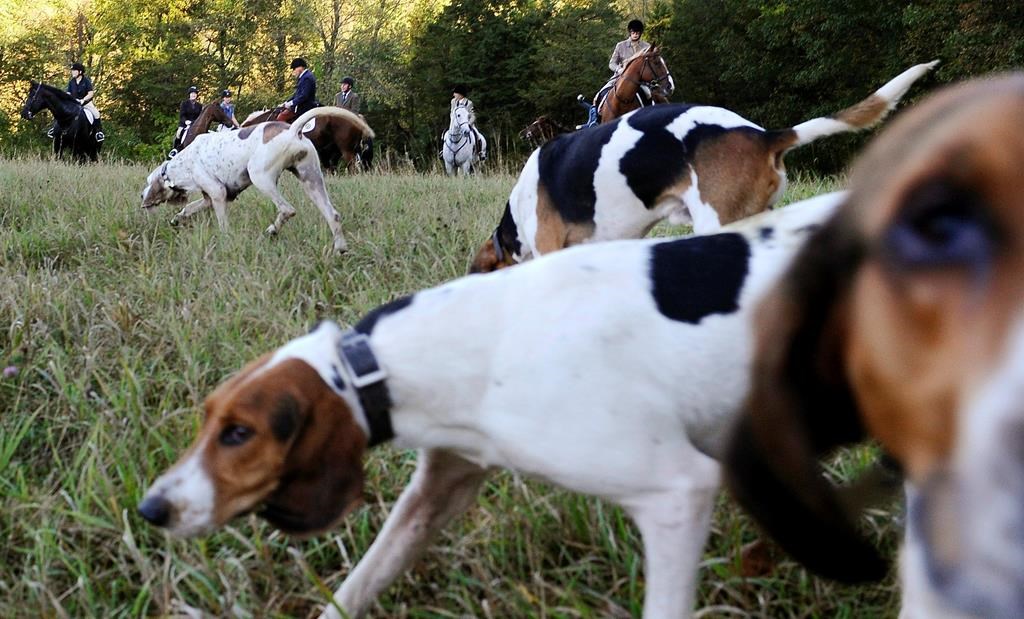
xmin=470 ymin=61 xmax=937 ymax=273
xmin=137 ymin=189 xmax=847 ymax=618
xmin=725 ymin=73 xmax=1024 ymax=619
xmin=140 ymin=106 xmax=372 ymax=255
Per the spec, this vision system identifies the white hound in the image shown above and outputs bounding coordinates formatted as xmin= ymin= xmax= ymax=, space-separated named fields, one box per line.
xmin=141 ymin=106 xmax=372 ymax=254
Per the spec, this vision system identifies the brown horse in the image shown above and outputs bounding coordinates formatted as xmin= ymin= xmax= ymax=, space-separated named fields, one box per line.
xmin=598 ymin=45 xmax=674 ymax=123
xmin=519 ymin=115 xmax=573 ymax=147
xmin=178 ymin=103 xmax=234 ymax=152
xmin=241 ymin=106 xmax=373 ymax=172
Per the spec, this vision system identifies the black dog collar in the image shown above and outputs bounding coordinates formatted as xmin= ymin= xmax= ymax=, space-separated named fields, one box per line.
xmin=337 ymin=330 xmax=394 ymax=446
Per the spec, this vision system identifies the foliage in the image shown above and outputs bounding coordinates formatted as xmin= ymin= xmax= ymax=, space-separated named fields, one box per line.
xmin=2 ymin=0 xmax=1024 ymax=170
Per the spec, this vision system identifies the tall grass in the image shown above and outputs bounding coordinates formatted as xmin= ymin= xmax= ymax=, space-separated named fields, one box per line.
xmin=0 ymin=156 xmax=898 ymax=618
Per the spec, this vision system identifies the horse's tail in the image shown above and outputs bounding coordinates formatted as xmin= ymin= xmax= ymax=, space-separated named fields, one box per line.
xmin=767 ymin=60 xmax=938 ymax=153
xmin=288 ymin=106 xmax=376 ymax=139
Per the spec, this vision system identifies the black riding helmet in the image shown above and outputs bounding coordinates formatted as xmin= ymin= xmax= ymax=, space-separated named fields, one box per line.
xmin=70 ymin=62 xmax=86 ymax=73
xmin=452 ymin=84 xmax=468 ymax=96
xmin=187 ymin=86 xmax=198 ymax=94
xmin=341 ymin=76 xmax=354 ymax=87
xmin=290 ymin=57 xmax=308 ymax=69
xmin=221 ymin=89 xmax=232 ymax=97
xmin=628 ymin=19 xmax=644 ymax=34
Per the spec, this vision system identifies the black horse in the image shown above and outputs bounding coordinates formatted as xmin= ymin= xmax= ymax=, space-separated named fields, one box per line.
xmin=21 ymin=81 xmax=102 ymax=162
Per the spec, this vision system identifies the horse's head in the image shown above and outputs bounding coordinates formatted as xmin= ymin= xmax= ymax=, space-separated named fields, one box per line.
xmin=636 ymin=46 xmax=674 ymax=99
xmin=449 ymin=106 xmax=470 ymax=140
xmin=21 ymin=81 xmax=45 ymax=120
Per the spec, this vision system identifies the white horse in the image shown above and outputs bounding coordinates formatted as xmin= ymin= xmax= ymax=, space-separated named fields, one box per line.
xmin=442 ymin=106 xmax=485 ymax=176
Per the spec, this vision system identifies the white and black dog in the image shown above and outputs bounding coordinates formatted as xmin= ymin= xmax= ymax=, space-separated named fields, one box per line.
xmin=470 ymin=61 xmax=937 ymax=273
xmin=138 ymin=191 xmax=844 ymax=618
xmin=141 ymin=106 xmax=373 ymax=254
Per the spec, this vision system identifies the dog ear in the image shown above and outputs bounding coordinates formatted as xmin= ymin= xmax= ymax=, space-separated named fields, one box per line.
xmin=258 ymin=387 xmax=367 ymax=535
xmin=469 ymin=236 xmax=501 ymax=274
xmin=725 ymin=206 xmax=889 ymax=583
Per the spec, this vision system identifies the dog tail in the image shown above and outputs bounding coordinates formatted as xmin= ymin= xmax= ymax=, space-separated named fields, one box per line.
xmin=770 ymin=60 xmax=939 ymax=152
xmin=288 ymin=106 xmax=376 ymax=140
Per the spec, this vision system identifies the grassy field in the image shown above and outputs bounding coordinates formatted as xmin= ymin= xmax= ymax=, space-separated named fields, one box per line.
xmin=0 ymin=156 xmax=899 ymax=618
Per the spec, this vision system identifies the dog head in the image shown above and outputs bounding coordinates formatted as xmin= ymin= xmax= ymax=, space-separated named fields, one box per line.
xmin=726 ymin=74 xmax=1024 ymax=616
xmin=469 ymin=202 xmax=523 ymax=274
xmin=138 ymin=322 xmax=369 ymax=537
xmin=140 ymin=162 xmax=187 ymax=209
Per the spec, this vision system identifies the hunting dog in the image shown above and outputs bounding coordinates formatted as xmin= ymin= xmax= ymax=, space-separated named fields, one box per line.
xmin=138 ymin=191 xmax=846 ymax=618
xmin=141 ymin=106 xmax=373 ymax=254
xmin=726 ymin=74 xmax=1024 ymax=619
xmin=470 ymin=61 xmax=937 ymax=273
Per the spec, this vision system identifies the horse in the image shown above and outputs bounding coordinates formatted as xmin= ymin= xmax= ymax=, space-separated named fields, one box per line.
xmin=597 ymin=45 xmax=674 ymax=124
xmin=442 ymin=106 xmax=485 ymax=176
xmin=240 ymin=106 xmax=373 ymax=172
xmin=20 ymin=81 xmax=101 ymax=162
xmin=519 ymin=115 xmax=572 ymax=147
xmin=172 ymin=103 xmax=234 ymax=157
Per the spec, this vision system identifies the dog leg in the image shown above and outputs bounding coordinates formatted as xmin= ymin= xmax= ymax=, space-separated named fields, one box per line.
xmin=320 ymin=448 xmax=489 ymax=619
xmin=625 ymin=466 xmax=719 ymax=618
xmin=171 ymin=196 xmax=212 ymax=226
xmin=295 ymin=163 xmax=348 ymax=254
xmin=250 ymin=174 xmax=297 ymax=238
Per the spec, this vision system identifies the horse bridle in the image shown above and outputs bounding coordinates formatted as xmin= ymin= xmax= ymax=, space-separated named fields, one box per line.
xmin=22 ymin=81 xmax=43 ymax=119
xmin=615 ymin=55 xmax=672 ymax=103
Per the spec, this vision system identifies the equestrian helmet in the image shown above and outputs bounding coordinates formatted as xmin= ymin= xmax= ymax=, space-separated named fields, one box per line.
xmin=70 ymin=62 xmax=86 ymax=73
xmin=452 ymin=84 xmax=468 ymax=96
xmin=221 ymin=89 xmax=232 ymax=97
xmin=290 ymin=57 xmax=308 ymax=69
xmin=628 ymin=19 xmax=644 ymax=34
xmin=187 ymin=85 xmax=198 ymax=94
xmin=341 ymin=76 xmax=354 ymax=86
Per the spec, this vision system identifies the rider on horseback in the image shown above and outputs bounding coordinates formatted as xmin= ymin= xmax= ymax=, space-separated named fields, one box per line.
xmin=609 ymin=20 xmax=650 ymax=76
xmin=450 ymin=84 xmax=486 ymax=161
xmin=582 ymin=20 xmax=651 ymax=127
xmin=50 ymin=62 xmax=104 ymax=142
xmin=219 ymin=90 xmax=241 ymax=129
xmin=281 ymin=58 xmax=318 ymax=122
xmin=173 ymin=86 xmax=202 ymax=153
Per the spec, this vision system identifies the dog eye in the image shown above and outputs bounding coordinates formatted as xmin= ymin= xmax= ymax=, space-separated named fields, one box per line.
xmin=219 ymin=424 xmax=254 ymax=446
xmin=884 ymin=181 xmax=997 ymax=269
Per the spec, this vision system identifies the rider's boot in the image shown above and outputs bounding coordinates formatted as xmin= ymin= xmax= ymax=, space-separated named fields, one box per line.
xmin=94 ymin=119 xmax=105 ymax=143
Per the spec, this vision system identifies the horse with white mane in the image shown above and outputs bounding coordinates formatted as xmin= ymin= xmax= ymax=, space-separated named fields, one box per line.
xmin=442 ymin=106 xmax=485 ymax=176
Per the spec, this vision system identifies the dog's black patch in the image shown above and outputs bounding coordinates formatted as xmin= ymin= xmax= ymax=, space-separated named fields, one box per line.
xmin=760 ymin=227 xmax=774 ymax=241
xmin=536 ymin=121 xmax=618 ymax=224
xmin=496 ymin=201 xmax=522 ymax=258
xmin=649 ymin=233 xmax=750 ymax=323
xmin=271 ymin=394 xmax=299 ymax=441
xmin=355 ymin=295 xmax=414 ymax=335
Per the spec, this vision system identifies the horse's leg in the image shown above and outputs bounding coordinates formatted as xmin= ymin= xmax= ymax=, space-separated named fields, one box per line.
xmin=292 ymin=155 xmax=348 ymax=255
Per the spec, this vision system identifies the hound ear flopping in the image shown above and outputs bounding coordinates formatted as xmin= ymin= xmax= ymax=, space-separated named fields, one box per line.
xmin=724 ymin=205 xmax=889 ymax=583
xmin=258 ymin=384 xmax=367 ymax=536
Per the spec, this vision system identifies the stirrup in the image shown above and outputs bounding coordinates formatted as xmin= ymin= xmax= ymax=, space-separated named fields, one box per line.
xmin=95 ymin=132 xmax=105 ymax=142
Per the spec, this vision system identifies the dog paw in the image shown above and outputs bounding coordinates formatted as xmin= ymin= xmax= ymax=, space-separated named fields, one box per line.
xmin=265 ymin=225 xmax=279 ymax=236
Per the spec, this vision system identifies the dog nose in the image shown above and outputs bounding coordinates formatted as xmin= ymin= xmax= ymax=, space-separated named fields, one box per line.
xmin=138 ymin=495 xmax=172 ymax=527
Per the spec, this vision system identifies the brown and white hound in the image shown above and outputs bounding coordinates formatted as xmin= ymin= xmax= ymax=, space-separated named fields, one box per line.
xmin=141 ymin=106 xmax=373 ymax=255
xmin=469 ymin=61 xmax=937 ymax=273
xmin=137 ymin=190 xmax=847 ymax=618
xmin=726 ymin=73 xmax=1024 ymax=619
